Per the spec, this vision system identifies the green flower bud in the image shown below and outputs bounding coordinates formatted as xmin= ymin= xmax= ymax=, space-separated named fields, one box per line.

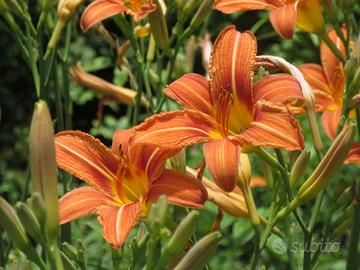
xmin=174 ymin=231 xmax=221 ymax=270
xmin=60 ymin=251 xmax=77 ymax=270
xmin=345 ymin=58 xmax=358 ymax=79
xmin=61 ymin=242 xmax=78 ymax=261
xmin=26 ymin=193 xmax=47 ymax=228
xmin=298 ymin=125 xmax=355 ymax=202
xmin=0 ymin=197 xmax=30 ymax=251
xmin=166 ymin=211 xmax=199 ymax=256
xmin=16 ymin=202 xmax=45 ymax=245
xmin=170 ymin=149 xmax=186 ymax=172
xmin=290 ymin=150 xmax=310 ymax=188
xmin=29 ymin=100 xmax=59 ymax=245
xmin=148 ymin=0 xmax=169 ymax=50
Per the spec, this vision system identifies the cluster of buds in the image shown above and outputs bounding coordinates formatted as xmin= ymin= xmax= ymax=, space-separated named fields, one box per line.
xmin=276 ymin=125 xmax=355 ymax=220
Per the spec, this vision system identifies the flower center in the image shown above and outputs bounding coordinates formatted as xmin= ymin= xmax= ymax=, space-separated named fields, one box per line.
xmin=122 ymin=0 xmax=145 ymax=12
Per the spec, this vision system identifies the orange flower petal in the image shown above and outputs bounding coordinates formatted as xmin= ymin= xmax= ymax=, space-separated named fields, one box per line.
xmin=147 ymin=169 xmax=207 ymax=208
xmin=132 ymin=110 xmax=218 ymax=148
xmin=299 ymin=63 xmax=334 ymax=110
xmin=253 ymin=74 xmax=304 ymax=107
xmin=97 ymin=202 xmax=141 ymax=248
xmin=55 ymin=131 xmax=118 ymax=195
xmin=344 ymin=143 xmax=360 ymax=165
xmin=203 ymin=139 xmax=240 ymax=192
xmin=320 ymin=28 xmax=346 ymax=101
xmin=112 ymin=129 xmax=133 ymax=155
xmin=80 ymin=0 xmax=127 ymax=32
xmin=164 ymin=73 xmax=213 ymax=115
xmin=125 ymin=0 xmax=156 ymax=22
xmin=321 ymin=108 xmax=341 ymax=140
xmin=59 ymin=187 xmax=107 ymax=224
xmin=234 ymin=101 xmax=304 ymax=150
xmin=249 ymin=176 xmax=267 ymax=188
xmin=213 ymin=0 xmax=280 ymax=13
xmin=269 ymin=4 xmax=296 ymax=39
xmin=210 ymin=25 xmax=256 ymax=114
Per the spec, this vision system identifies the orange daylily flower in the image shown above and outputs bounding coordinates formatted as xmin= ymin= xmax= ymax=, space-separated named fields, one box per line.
xmin=132 ymin=26 xmax=304 ymax=192
xmin=299 ymin=28 xmax=360 ymax=164
xmin=55 ymin=130 xmax=207 ymax=248
xmin=213 ymin=0 xmax=324 ymax=39
xmin=80 ymin=0 xmax=156 ymax=32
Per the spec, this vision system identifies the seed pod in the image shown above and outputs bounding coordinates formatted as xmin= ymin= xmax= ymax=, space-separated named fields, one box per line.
xmin=174 ymin=231 xmax=221 ymax=270
xmin=290 ymin=150 xmax=310 ymax=188
xmin=29 ymin=100 xmax=59 ymax=245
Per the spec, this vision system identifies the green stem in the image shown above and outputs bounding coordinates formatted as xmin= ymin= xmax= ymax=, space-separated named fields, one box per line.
xmin=345 ymin=184 xmax=360 ymax=270
xmin=250 ymin=226 xmax=260 ymax=270
xmin=319 ymin=31 xmax=345 ymax=64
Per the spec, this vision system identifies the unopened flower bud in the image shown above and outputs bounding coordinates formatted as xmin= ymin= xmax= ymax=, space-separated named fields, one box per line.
xmin=290 ymin=150 xmax=310 ymax=188
xmin=170 ymin=149 xmax=186 ymax=172
xmin=335 ymin=186 xmax=352 ymax=206
xmin=29 ymin=100 xmax=59 ymax=245
xmin=48 ymin=0 xmax=82 ymax=49
xmin=16 ymin=202 xmax=45 ymax=245
xmin=0 ymin=197 xmax=30 ymax=251
xmin=70 ymin=66 xmax=149 ymax=107
xmin=134 ymin=24 xmax=151 ymax=38
xmin=148 ymin=0 xmax=169 ymax=50
xmin=26 ymin=193 xmax=46 ymax=227
xmin=166 ymin=211 xmax=199 ymax=256
xmin=345 ymin=58 xmax=358 ymax=79
xmin=183 ymin=0 xmax=200 ymax=16
xmin=350 ymin=67 xmax=360 ymax=91
xmin=174 ymin=231 xmax=221 ymax=270
xmin=297 ymin=125 xmax=355 ymax=202
xmin=61 ymin=242 xmax=78 ymax=261
xmin=354 ymin=34 xmax=360 ymax=63
xmin=60 ymin=251 xmax=77 ymax=270
xmin=333 ymin=217 xmax=352 ymax=239
xmin=236 ymin=154 xmax=251 ymax=189
xmin=0 ymin=0 xmax=8 ymax=14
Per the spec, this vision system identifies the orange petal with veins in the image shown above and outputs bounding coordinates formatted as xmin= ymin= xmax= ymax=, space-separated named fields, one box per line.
xmin=80 ymin=0 xmax=126 ymax=32
xmin=132 ymin=110 xmax=219 ymax=148
xmin=234 ymin=101 xmax=304 ymax=150
xmin=320 ymin=28 xmax=346 ymax=99
xmin=344 ymin=143 xmax=360 ymax=165
xmin=59 ymin=187 xmax=107 ymax=224
xmin=213 ymin=0 xmax=281 ymax=13
xmin=55 ymin=131 xmax=118 ymax=195
xmin=269 ymin=4 xmax=296 ymax=39
xmin=97 ymin=202 xmax=141 ymax=248
xmin=203 ymin=139 xmax=240 ymax=192
xmin=253 ymin=74 xmax=304 ymax=107
xmin=164 ymin=73 xmax=213 ymax=115
xmin=321 ymin=108 xmax=341 ymax=140
xmin=210 ymin=25 xmax=256 ymax=114
xmin=147 ymin=169 xmax=207 ymax=208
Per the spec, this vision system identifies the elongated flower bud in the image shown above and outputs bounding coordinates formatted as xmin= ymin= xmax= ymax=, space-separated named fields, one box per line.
xmin=166 ymin=211 xmax=199 ymax=256
xmin=174 ymin=231 xmax=221 ymax=270
xmin=48 ymin=0 xmax=82 ymax=49
xmin=61 ymin=242 xmax=78 ymax=261
xmin=16 ymin=202 xmax=45 ymax=245
xmin=297 ymin=125 xmax=355 ymax=201
xmin=27 ymin=193 xmax=46 ymax=228
xmin=236 ymin=153 xmax=251 ymax=188
xmin=70 ymin=66 xmax=149 ymax=107
xmin=148 ymin=0 xmax=168 ymax=50
xmin=296 ymin=0 xmax=324 ymax=35
xmin=29 ymin=100 xmax=59 ymax=245
xmin=290 ymin=150 xmax=310 ymax=187
xmin=0 ymin=197 xmax=30 ymax=251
